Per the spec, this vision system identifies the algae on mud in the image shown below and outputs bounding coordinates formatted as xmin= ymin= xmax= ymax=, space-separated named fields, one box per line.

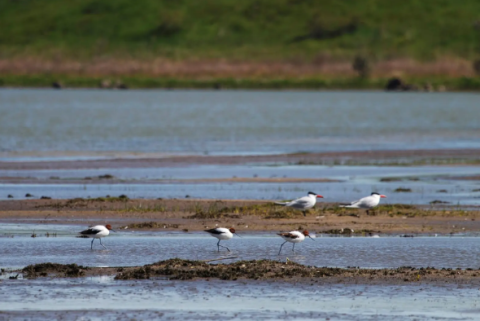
xmin=2 ymin=198 xmax=480 ymax=235
xmin=22 ymin=263 xmax=87 ymax=278
xmin=15 ymin=259 xmax=480 ymax=284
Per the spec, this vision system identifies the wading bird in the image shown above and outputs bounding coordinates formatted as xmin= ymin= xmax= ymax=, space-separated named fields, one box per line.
xmin=338 ymin=192 xmax=386 ymax=215
xmin=79 ymin=224 xmax=114 ymax=249
xmin=277 ymin=230 xmax=314 ymax=255
xmin=205 ymin=227 xmax=239 ymax=252
xmin=275 ymin=191 xmax=323 ymax=216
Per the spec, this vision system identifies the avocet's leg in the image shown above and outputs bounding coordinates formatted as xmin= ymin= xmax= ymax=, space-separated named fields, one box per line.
xmin=99 ymin=238 xmax=107 ymax=249
xmin=278 ymin=241 xmax=288 ymax=255
xmin=217 ymin=240 xmax=230 ymax=252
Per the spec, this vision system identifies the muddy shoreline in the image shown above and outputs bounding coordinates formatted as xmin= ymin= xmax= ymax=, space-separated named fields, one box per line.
xmin=2 ymin=148 xmax=480 ymax=170
xmin=1 ymin=198 xmax=480 ymax=235
xmin=8 ymin=259 xmax=480 ymax=285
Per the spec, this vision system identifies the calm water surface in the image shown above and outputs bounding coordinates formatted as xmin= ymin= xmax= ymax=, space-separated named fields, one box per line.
xmin=1 ymin=164 xmax=480 ymax=204
xmin=1 ymin=89 xmax=479 ymax=156
xmin=1 ymin=225 xmax=480 ymax=269
xmin=1 ymin=278 xmax=478 ymax=320
xmin=2 ymin=90 xmax=480 ymax=320
xmin=2 ymin=224 xmax=480 ymax=320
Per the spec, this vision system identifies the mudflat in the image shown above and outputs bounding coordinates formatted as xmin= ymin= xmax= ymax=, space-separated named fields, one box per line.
xmin=2 ymin=148 xmax=480 ymax=170
xmin=1 ymin=198 xmax=479 ymax=235
xmin=12 ymin=258 xmax=480 ymax=285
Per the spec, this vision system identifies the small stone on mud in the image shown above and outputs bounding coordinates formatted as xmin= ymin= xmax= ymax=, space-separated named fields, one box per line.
xmin=98 ymin=174 xmax=114 ymax=179
xmin=394 ymin=187 xmax=412 ymax=193
xmin=430 ymin=200 xmax=450 ymax=204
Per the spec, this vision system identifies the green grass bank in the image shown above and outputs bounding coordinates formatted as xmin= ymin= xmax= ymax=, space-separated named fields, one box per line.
xmin=1 ymin=0 xmax=480 ymax=89
xmin=2 ymin=0 xmax=480 ymax=60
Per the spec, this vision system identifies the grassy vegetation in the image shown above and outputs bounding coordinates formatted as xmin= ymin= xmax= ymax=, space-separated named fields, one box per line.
xmin=0 ymin=74 xmax=382 ymax=89
xmin=125 ymin=222 xmax=179 ymax=229
xmin=1 ymin=74 xmax=480 ymax=90
xmin=1 ymin=1 xmax=480 ymax=88
xmin=1 ymin=0 xmax=480 ymax=60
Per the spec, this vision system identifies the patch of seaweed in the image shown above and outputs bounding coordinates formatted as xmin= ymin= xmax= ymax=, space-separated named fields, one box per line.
xmin=125 ymin=222 xmax=180 ymax=229
xmin=16 ymin=259 xmax=480 ymax=282
xmin=23 ymin=263 xmax=87 ymax=278
xmin=188 ymin=202 xmax=307 ymax=219
xmin=115 ymin=258 xmax=348 ymax=281
xmin=394 ymin=187 xmax=412 ymax=193
xmin=115 ymin=259 xmax=480 ymax=281
xmin=38 ymin=195 xmax=130 ymax=209
xmin=377 ymin=204 xmax=417 ymax=211
xmin=188 ymin=202 xmax=276 ymax=219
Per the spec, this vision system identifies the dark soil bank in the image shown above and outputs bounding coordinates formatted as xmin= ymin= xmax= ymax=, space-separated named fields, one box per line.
xmin=17 ymin=259 xmax=480 ymax=285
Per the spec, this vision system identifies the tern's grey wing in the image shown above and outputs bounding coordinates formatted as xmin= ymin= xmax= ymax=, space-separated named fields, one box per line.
xmin=349 ymin=198 xmax=362 ymax=206
xmin=339 ymin=198 xmax=359 ymax=206
xmin=287 ymin=197 xmax=312 ymax=209
xmin=356 ymin=196 xmax=378 ymax=208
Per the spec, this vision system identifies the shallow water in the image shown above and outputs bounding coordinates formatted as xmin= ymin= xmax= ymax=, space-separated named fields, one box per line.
xmin=2 ymin=223 xmax=480 ymax=320
xmin=1 ymin=277 xmax=478 ymax=320
xmin=1 ymin=89 xmax=479 ymax=156
xmin=2 ymin=86 xmax=480 ymax=321
xmin=1 ymin=164 xmax=480 ymax=205
xmin=1 ymin=225 xmax=480 ymax=269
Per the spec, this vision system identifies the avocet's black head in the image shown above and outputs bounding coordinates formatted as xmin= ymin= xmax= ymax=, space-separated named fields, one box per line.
xmin=371 ymin=192 xmax=380 ymax=196
xmin=308 ymin=191 xmax=316 ymax=195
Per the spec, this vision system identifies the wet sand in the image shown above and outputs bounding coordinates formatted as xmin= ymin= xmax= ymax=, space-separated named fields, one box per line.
xmin=2 ymin=148 xmax=480 ymax=170
xmin=0 ymin=176 xmax=338 ymax=184
xmin=1 ymin=198 xmax=480 ymax=235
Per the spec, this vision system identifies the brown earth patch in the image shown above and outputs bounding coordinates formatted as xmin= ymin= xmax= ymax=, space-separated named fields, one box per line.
xmin=16 ymin=259 xmax=480 ymax=284
xmin=1 ymin=199 xmax=480 ymax=235
xmin=0 ymin=57 xmax=475 ymax=78
xmin=1 ymin=149 xmax=480 ymax=170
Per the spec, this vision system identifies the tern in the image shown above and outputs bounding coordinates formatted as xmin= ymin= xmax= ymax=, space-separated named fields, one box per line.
xmin=205 ymin=227 xmax=239 ymax=252
xmin=79 ymin=224 xmax=114 ymax=249
xmin=338 ymin=192 xmax=386 ymax=215
xmin=277 ymin=230 xmax=314 ymax=255
xmin=275 ymin=191 xmax=323 ymax=216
